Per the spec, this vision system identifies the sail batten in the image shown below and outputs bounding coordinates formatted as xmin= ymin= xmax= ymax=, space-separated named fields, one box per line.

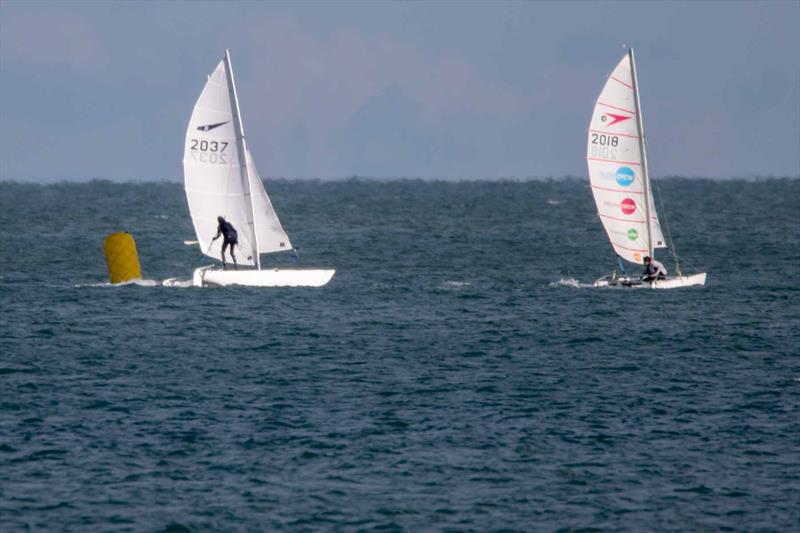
xmin=182 ymin=52 xmax=291 ymax=267
xmin=586 ymin=50 xmax=666 ymax=265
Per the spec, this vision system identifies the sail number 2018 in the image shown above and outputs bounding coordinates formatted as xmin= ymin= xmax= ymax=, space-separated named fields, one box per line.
xmin=190 ymin=139 xmax=228 ymax=152
xmin=592 ymin=133 xmax=619 ymax=147
xmin=591 ymin=134 xmax=619 ymax=147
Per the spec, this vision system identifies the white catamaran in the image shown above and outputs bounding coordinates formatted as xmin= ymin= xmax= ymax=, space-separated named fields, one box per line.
xmin=587 ymin=49 xmax=706 ymax=289
xmin=177 ymin=50 xmax=334 ymax=288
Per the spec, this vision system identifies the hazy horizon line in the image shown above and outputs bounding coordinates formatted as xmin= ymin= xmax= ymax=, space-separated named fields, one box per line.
xmin=2 ymin=174 xmax=799 ymax=186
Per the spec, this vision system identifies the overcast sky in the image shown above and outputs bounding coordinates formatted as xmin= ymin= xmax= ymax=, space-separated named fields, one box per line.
xmin=1 ymin=0 xmax=798 ymax=182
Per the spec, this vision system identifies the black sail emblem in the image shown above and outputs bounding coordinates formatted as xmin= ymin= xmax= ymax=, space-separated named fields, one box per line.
xmin=197 ymin=121 xmax=229 ymax=132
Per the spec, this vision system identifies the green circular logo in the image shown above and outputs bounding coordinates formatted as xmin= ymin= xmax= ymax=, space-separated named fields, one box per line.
xmin=627 ymin=228 xmax=638 ymax=241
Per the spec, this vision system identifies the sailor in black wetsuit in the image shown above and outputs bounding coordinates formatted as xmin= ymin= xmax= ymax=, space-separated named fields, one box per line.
xmin=212 ymin=216 xmax=238 ymax=270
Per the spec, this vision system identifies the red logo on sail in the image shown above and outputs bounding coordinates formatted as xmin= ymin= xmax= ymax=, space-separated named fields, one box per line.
xmin=603 ymin=113 xmax=631 ymax=126
xmin=620 ymin=198 xmax=636 ymax=215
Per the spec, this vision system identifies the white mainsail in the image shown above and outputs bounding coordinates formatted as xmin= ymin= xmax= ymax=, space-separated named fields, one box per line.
xmin=183 ymin=50 xmax=291 ymax=267
xmin=586 ymin=50 xmax=666 ymax=265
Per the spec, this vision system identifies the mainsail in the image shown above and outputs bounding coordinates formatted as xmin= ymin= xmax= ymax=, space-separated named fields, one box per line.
xmin=183 ymin=50 xmax=291 ymax=267
xmin=586 ymin=49 xmax=666 ymax=265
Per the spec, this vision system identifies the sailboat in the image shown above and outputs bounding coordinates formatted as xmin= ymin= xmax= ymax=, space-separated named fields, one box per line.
xmin=179 ymin=50 xmax=334 ymax=288
xmin=587 ymin=49 xmax=706 ymax=289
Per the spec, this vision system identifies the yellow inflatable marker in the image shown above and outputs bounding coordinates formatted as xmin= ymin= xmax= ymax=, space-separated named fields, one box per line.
xmin=103 ymin=232 xmax=142 ymax=284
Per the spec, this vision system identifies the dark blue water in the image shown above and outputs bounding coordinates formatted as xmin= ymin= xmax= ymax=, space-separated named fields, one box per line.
xmin=1 ymin=179 xmax=798 ymax=531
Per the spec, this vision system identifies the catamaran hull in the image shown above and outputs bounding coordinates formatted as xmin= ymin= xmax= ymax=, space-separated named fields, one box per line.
xmin=192 ymin=267 xmax=335 ymax=288
xmin=594 ymin=273 xmax=706 ymax=289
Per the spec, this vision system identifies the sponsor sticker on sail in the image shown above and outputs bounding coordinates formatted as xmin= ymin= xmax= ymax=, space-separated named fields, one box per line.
xmin=601 ymin=113 xmax=632 ymax=126
xmin=620 ymin=198 xmax=636 ymax=215
xmin=616 ymin=167 xmax=635 ymax=186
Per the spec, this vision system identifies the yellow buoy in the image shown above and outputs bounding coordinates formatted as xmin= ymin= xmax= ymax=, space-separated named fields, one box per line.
xmin=103 ymin=232 xmax=142 ymax=284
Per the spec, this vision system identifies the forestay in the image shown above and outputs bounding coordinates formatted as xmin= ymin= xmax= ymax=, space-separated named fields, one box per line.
xmin=586 ymin=52 xmax=666 ymax=265
xmin=183 ymin=52 xmax=291 ymax=266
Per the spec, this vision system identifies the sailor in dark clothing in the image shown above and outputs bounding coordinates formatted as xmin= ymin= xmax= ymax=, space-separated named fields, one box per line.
xmin=641 ymin=256 xmax=667 ymax=282
xmin=212 ymin=216 xmax=238 ymax=270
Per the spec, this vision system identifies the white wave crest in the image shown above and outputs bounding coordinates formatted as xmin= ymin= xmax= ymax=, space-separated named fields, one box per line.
xmin=75 ymin=278 xmax=160 ymax=288
xmin=440 ymin=280 xmax=471 ymax=289
xmin=162 ymin=278 xmax=193 ymax=288
xmin=549 ymin=277 xmax=591 ymax=288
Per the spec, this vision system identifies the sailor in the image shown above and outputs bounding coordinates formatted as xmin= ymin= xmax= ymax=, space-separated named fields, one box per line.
xmin=211 ymin=216 xmax=238 ymax=270
xmin=641 ymin=256 xmax=667 ymax=282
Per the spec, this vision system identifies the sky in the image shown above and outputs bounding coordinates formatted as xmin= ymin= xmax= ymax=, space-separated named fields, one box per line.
xmin=1 ymin=0 xmax=798 ymax=182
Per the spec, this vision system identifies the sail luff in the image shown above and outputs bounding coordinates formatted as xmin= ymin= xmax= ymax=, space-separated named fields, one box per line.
xmin=224 ymin=50 xmax=261 ymax=270
xmin=629 ymin=48 xmax=653 ymax=258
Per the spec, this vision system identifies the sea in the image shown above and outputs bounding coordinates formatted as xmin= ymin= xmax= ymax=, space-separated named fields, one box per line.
xmin=1 ymin=178 xmax=798 ymax=531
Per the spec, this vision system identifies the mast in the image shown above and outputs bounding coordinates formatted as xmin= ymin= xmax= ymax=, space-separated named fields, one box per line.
xmin=629 ymin=48 xmax=653 ymax=260
xmin=224 ymin=49 xmax=261 ymax=270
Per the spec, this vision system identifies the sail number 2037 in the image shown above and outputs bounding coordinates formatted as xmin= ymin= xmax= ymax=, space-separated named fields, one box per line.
xmin=190 ymin=139 xmax=228 ymax=152
xmin=591 ymin=134 xmax=619 ymax=147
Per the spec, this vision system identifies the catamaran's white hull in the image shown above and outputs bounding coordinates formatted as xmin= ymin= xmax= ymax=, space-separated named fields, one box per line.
xmin=594 ymin=273 xmax=706 ymax=289
xmin=193 ymin=267 xmax=335 ymax=288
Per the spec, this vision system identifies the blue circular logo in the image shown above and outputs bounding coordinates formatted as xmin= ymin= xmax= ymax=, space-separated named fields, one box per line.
xmin=616 ymin=167 xmax=635 ymax=187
